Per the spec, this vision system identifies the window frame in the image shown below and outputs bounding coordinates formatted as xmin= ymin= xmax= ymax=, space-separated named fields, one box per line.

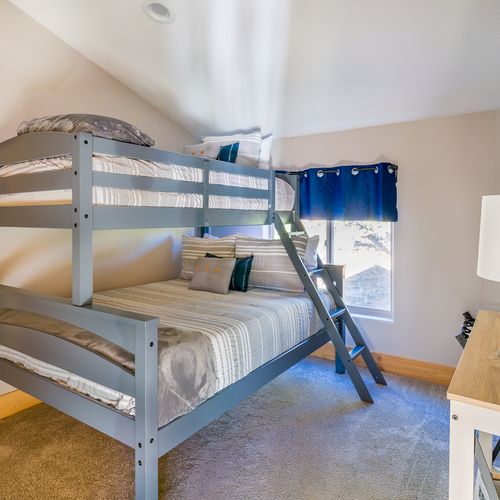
xmin=327 ymin=220 xmax=394 ymax=320
xmin=271 ymin=218 xmax=394 ymax=320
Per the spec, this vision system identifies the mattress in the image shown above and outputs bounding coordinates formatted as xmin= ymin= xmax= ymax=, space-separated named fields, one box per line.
xmin=0 ymin=154 xmax=295 ymax=211
xmin=0 ymin=279 xmax=332 ymax=427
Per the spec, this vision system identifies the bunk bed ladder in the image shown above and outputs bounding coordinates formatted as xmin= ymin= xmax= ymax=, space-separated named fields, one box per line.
xmin=274 ymin=213 xmax=387 ymax=403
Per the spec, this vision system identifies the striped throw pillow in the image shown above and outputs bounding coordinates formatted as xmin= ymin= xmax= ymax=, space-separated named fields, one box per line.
xmin=235 ymin=235 xmax=308 ymax=292
xmin=216 ymin=142 xmax=239 ymax=163
xmin=180 ymin=235 xmax=236 ymax=280
xmin=201 ymin=131 xmax=262 ymax=167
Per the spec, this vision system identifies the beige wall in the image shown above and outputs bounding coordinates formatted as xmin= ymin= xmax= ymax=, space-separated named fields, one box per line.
xmin=273 ymin=111 xmax=500 ymax=368
xmin=0 ymin=1 xmax=196 ymax=394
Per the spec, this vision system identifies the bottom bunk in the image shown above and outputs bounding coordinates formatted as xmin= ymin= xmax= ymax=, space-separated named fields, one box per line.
xmin=0 ymin=279 xmax=333 ymax=427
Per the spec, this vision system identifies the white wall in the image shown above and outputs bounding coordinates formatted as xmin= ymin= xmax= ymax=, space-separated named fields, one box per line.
xmin=0 ymin=1 xmax=196 ymax=394
xmin=273 ymin=110 xmax=500 ymax=367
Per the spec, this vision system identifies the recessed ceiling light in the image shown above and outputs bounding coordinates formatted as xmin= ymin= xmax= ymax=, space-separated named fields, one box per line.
xmin=143 ymin=1 xmax=175 ymax=24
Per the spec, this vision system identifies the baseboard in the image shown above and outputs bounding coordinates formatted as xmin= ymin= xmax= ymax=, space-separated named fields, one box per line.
xmin=0 ymin=390 xmax=40 ymax=419
xmin=312 ymin=343 xmax=455 ymax=386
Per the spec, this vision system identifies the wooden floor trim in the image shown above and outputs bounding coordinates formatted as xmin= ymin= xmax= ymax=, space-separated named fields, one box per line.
xmin=0 ymin=389 xmax=40 ymax=419
xmin=313 ymin=343 xmax=455 ymax=386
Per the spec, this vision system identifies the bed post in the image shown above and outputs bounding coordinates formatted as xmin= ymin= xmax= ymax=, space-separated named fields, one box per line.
xmin=134 ymin=318 xmax=159 ymax=500
xmin=268 ymin=170 xmax=276 ymax=224
xmin=291 ymin=173 xmax=300 ymax=215
xmin=71 ymin=132 xmax=93 ymax=306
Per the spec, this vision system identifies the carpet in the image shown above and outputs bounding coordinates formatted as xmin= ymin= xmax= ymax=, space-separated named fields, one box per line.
xmin=0 ymin=357 xmax=449 ymax=499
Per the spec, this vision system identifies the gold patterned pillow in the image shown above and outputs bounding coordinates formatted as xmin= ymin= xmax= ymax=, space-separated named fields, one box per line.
xmin=189 ymin=257 xmax=236 ymax=294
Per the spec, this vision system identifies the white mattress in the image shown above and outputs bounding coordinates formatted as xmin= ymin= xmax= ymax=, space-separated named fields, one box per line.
xmin=0 ymin=344 xmax=136 ymax=414
xmin=0 ymin=154 xmax=295 ymax=211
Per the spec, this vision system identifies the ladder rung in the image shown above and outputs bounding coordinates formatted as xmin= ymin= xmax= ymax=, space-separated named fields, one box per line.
xmin=309 ymin=268 xmax=323 ymax=276
xmin=349 ymin=345 xmax=366 ymax=360
xmin=330 ymin=307 xmax=346 ymax=319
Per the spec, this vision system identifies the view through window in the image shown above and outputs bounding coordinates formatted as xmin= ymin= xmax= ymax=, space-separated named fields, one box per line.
xmin=302 ymin=220 xmax=392 ymax=315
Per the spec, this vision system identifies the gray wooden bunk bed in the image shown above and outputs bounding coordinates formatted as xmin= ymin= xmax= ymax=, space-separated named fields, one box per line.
xmin=0 ymin=131 xmax=386 ymax=499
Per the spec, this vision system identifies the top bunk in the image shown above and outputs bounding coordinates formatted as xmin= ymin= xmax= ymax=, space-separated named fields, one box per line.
xmin=0 ymin=131 xmax=296 ymax=231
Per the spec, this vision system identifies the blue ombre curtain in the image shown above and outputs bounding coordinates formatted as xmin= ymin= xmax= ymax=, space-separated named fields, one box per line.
xmin=298 ymin=163 xmax=398 ymax=221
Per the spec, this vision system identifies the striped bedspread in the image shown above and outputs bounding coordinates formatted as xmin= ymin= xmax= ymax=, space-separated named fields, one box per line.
xmin=0 ymin=280 xmax=333 ymax=427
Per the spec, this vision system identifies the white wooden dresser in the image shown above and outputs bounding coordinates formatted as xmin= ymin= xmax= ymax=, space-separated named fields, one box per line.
xmin=448 ymin=310 xmax=500 ymax=499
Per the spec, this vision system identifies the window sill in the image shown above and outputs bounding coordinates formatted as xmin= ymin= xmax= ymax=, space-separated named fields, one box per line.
xmin=351 ymin=311 xmax=394 ymax=323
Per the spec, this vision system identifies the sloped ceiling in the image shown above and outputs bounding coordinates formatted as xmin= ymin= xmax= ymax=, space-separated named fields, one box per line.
xmin=9 ymin=0 xmax=500 ymax=139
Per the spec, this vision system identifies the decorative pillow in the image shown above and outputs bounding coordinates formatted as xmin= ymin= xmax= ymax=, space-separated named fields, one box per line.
xmin=258 ymin=133 xmax=273 ymax=169
xmin=304 ymin=235 xmax=320 ymax=271
xmin=206 ymin=253 xmax=254 ymax=292
xmin=217 ymin=231 xmax=317 ymax=270
xmin=17 ymin=114 xmax=155 ymax=146
xmin=235 ymin=234 xmax=308 ymax=292
xmin=201 ymin=131 xmax=262 ymax=167
xmin=189 ymin=257 xmax=236 ymax=294
xmin=216 ymin=142 xmax=239 ymax=163
xmin=180 ymin=235 xmax=236 ymax=280
xmin=183 ymin=142 xmax=221 ymax=159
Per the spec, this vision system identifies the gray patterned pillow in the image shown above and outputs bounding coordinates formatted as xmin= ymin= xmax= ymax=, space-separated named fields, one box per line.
xmin=189 ymin=257 xmax=236 ymax=294
xmin=17 ymin=114 xmax=155 ymax=146
xmin=235 ymin=234 xmax=308 ymax=292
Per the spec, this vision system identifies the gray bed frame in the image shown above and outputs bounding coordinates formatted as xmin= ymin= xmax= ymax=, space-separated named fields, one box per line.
xmin=0 ymin=132 xmax=343 ymax=499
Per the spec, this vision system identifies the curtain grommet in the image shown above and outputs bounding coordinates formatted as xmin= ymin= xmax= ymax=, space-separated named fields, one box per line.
xmin=317 ymin=170 xmax=324 ymax=178
xmin=352 ymin=168 xmax=359 ymax=176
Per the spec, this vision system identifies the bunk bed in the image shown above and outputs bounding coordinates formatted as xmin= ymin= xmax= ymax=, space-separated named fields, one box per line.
xmin=0 ymin=130 xmax=385 ymax=499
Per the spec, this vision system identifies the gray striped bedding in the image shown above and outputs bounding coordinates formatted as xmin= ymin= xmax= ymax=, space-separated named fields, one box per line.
xmin=0 ymin=279 xmax=333 ymax=427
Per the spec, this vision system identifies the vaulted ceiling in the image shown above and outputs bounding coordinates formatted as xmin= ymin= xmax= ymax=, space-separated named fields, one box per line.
xmin=9 ymin=0 xmax=500 ymax=139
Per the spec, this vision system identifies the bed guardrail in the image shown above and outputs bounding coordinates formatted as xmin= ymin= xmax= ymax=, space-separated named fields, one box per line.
xmin=0 ymin=283 xmax=159 ymax=496
xmin=0 ymin=132 xmax=75 ymax=228
xmin=0 ymin=131 xmax=285 ymax=229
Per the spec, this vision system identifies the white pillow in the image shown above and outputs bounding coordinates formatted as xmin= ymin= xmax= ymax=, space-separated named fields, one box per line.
xmin=304 ymin=235 xmax=320 ymax=271
xmin=258 ymin=133 xmax=273 ymax=169
xmin=201 ymin=131 xmax=262 ymax=167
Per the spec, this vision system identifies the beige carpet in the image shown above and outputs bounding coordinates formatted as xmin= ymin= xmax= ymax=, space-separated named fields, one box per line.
xmin=0 ymin=357 xmax=449 ymax=499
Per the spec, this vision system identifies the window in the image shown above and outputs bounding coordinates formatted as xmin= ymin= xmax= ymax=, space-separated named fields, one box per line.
xmin=302 ymin=220 xmax=393 ymax=318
